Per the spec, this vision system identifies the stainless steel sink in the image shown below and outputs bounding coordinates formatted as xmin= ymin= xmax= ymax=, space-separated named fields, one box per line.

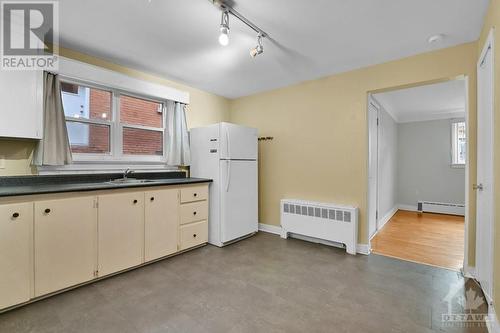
xmin=107 ymin=178 xmax=156 ymax=184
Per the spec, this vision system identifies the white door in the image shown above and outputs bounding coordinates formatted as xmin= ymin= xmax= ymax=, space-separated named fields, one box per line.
xmin=476 ymin=33 xmax=494 ymax=302
xmin=220 ymin=160 xmax=258 ymax=243
xmin=220 ymin=122 xmax=258 ymax=160
xmin=368 ymin=100 xmax=379 ymax=239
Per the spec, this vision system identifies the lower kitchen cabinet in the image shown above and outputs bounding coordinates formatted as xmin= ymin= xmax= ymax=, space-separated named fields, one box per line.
xmin=145 ymin=189 xmax=179 ymax=262
xmin=0 ymin=182 xmax=210 ymax=311
xmin=179 ymin=220 xmax=208 ymax=251
xmin=98 ymin=192 xmax=144 ymax=276
xmin=0 ymin=202 xmax=32 ymax=309
xmin=34 ymin=197 xmax=97 ymax=297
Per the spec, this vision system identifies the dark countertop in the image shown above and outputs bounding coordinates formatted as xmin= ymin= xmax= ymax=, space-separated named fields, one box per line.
xmin=0 ymin=172 xmax=212 ymax=198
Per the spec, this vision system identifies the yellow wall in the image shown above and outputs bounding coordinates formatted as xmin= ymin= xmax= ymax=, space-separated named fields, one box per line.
xmin=477 ymin=0 xmax=500 ymax=313
xmin=0 ymin=47 xmax=230 ymax=176
xmin=229 ymin=43 xmax=478 ymax=254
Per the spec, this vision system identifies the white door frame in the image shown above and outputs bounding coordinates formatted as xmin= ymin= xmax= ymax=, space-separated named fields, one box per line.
xmin=367 ymin=78 xmax=470 ymax=267
xmin=474 ymin=28 xmax=495 ymax=302
xmin=367 ymin=96 xmax=380 ymax=241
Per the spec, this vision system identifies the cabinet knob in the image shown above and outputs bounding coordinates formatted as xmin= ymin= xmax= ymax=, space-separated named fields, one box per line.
xmin=193 ymin=233 xmax=197 ymax=238
xmin=44 ymin=208 xmax=51 ymax=214
xmin=193 ymin=193 xmax=197 ymax=197
xmin=12 ymin=212 xmax=19 ymax=218
xmin=193 ymin=211 xmax=197 ymax=215
xmin=150 ymin=197 xmax=155 ymax=202
xmin=133 ymin=199 xmax=138 ymax=204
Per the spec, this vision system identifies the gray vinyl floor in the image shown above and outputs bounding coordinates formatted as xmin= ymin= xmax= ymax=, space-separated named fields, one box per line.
xmin=0 ymin=232 xmax=488 ymax=333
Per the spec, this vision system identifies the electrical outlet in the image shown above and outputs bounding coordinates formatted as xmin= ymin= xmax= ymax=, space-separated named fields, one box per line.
xmin=0 ymin=155 xmax=5 ymax=169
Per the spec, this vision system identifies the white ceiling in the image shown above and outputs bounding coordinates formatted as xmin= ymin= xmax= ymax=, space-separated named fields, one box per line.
xmin=372 ymin=79 xmax=466 ymax=123
xmin=58 ymin=0 xmax=489 ymax=99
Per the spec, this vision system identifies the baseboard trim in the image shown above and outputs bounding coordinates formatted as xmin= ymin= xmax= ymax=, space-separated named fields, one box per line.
xmin=258 ymin=223 xmax=370 ymax=255
xmin=462 ymin=266 xmax=476 ymax=279
xmin=379 ymin=206 xmax=398 ymax=229
xmin=370 ymin=206 xmax=398 ymax=240
xmin=356 ymin=244 xmax=371 ymax=255
xmin=398 ymin=204 xmax=418 ymax=212
xmin=487 ymin=303 xmax=500 ymax=333
xmin=258 ymin=223 xmax=281 ymax=235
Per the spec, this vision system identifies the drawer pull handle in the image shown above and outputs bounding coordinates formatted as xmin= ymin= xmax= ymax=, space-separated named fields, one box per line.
xmin=193 ymin=233 xmax=197 ymax=238
xmin=44 ymin=208 xmax=51 ymax=214
xmin=193 ymin=211 xmax=197 ymax=215
xmin=133 ymin=200 xmax=138 ymax=204
xmin=193 ymin=193 xmax=197 ymax=197
xmin=12 ymin=212 xmax=20 ymax=218
xmin=150 ymin=197 xmax=155 ymax=202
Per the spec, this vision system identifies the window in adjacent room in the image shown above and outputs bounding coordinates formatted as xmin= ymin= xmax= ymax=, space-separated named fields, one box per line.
xmin=451 ymin=120 xmax=466 ymax=166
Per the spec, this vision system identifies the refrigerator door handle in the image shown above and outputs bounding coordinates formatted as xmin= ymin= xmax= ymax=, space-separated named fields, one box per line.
xmin=225 ymin=127 xmax=231 ymax=159
xmin=225 ymin=160 xmax=231 ymax=192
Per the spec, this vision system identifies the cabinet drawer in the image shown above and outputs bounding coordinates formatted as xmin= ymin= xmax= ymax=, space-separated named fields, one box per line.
xmin=180 ymin=185 xmax=208 ymax=203
xmin=180 ymin=201 xmax=208 ymax=225
xmin=179 ymin=221 xmax=208 ymax=250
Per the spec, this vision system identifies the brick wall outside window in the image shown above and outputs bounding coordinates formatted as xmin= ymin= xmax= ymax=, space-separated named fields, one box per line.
xmin=70 ymin=88 xmax=111 ymax=154
xmin=120 ymin=95 xmax=162 ymax=128
xmin=68 ymin=88 xmax=164 ymax=156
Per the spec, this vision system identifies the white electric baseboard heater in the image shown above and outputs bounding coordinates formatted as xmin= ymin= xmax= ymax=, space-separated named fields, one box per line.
xmin=417 ymin=201 xmax=465 ymax=216
xmin=280 ymin=199 xmax=358 ymax=255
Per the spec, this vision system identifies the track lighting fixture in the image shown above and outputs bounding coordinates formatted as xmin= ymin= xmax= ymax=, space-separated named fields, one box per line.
xmin=250 ymin=35 xmax=264 ymax=58
xmin=211 ymin=0 xmax=270 ymax=57
xmin=219 ymin=11 xmax=229 ymax=46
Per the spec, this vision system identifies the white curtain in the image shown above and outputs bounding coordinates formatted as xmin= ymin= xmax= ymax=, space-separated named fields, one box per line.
xmin=166 ymin=100 xmax=191 ymax=166
xmin=33 ymin=72 xmax=72 ymax=166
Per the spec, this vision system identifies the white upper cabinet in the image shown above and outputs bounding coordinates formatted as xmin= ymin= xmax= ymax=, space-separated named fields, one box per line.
xmin=0 ymin=70 xmax=43 ymax=139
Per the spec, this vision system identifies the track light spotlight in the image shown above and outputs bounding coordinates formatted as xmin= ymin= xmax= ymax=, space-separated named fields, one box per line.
xmin=219 ymin=11 xmax=230 ymax=46
xmin=250 ymin=35 xmax=264 ymax=58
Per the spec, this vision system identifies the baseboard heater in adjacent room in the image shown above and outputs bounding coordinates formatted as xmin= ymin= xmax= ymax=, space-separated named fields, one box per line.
xmin=280 ymin=199 xmax=358 ymax=255
xmin=417 ymin=201 xmax=465 ymax=216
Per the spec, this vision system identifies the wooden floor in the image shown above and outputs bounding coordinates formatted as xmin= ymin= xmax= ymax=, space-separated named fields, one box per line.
xmin=371 ymin=210 xmax=465 ymax=271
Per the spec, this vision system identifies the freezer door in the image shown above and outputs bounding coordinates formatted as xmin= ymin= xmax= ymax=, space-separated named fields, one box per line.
xmin=220 ymin=122 xmax=258 ymax=160
xmin=220 ymin=160 xmax=258 ymax=243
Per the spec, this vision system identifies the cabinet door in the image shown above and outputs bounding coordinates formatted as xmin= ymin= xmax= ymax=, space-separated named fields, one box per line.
xmin=34 ymin=197 xmax=97 ymax=297
xmin=0 ymin=202 xmax=32 ymax=309
xmin=0 ymin=70 xmax=43 ymax=139
xmin=98 ymin=192 xmax=144 ymax=276
xmin=145 ymin=189 xmax=179 ymax=262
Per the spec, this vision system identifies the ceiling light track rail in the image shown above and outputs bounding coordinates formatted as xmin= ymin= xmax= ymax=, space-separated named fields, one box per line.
xmin=211 ymin=0 xmax=269 ymax=38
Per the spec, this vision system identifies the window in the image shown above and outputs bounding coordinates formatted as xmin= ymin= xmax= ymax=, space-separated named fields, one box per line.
xmin=119 ymin=95 xmax=164 ymax=156
xmin=451 ymin=120 xmax=466 ymax=166
xmin=60 ymin=79 xmax=167 ymax=163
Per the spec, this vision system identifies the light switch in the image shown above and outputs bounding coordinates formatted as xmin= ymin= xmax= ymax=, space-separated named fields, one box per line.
xmin=0 ymin=155 xmax=5 ymax=169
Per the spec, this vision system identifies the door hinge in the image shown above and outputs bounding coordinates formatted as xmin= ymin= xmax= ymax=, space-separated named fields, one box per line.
xmin=376 ymin=118 xmax=379 ymax=126
xmin=375 ymin=211 xmax=378 ymax=220
xmin=93 ymin=270 xmax=99 ymax=277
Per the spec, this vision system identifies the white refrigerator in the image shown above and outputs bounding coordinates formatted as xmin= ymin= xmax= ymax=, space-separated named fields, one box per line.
xmin=190 ymin=122 xmax=258 ymax=247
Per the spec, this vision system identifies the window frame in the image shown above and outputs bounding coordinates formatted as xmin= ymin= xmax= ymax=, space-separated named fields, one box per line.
xmin=450 ymin=118 xmax=466 ymax=168
xmin=60 ymin=76 xmax=168 ymax=164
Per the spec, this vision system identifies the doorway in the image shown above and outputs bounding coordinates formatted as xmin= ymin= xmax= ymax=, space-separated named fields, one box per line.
xmin=367 ymin=78 xmax=469 ymax=271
